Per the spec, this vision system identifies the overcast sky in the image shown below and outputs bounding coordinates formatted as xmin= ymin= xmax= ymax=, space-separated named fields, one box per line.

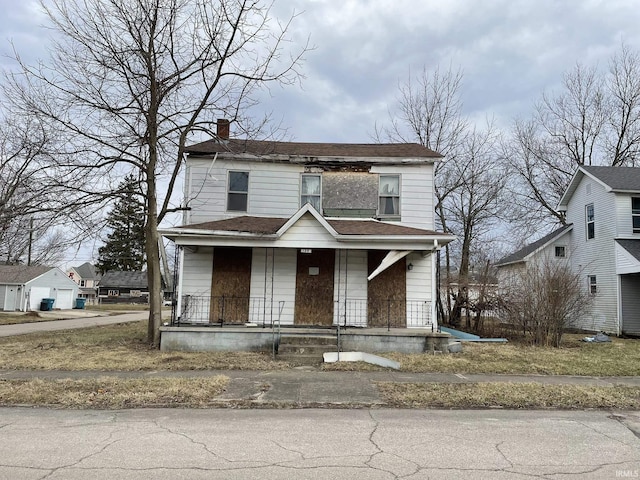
xmin=3 ymin=0 xmax=640 ymax=264
xmin=4 ymin=0 xmax=640 ymax=144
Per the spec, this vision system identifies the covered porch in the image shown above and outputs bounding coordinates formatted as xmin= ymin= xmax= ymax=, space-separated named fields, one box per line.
xmin=615 ymin=239 xmax=640 ymax=335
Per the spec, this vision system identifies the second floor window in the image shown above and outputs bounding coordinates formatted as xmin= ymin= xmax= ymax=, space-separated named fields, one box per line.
xmin=227 ymin=171 xmax=249 ymax=212
xmin=80 ymin=280 xmax=86 ymax=287
xmin=586 ymin=204 xmax=595 ymax=240
xmin=379 ymin=175 xmax=400 ymax=217
xmin=301 ymin=174 xmax=321 ymax=211
xmin=632 ymin=197 xmax=640 ymax=233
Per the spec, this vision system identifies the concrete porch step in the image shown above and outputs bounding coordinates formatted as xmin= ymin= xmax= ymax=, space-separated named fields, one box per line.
xmin=279 ymin=335 xmax=336 ymax=346
xmin=278 ymin=344 xmax=337 ymax=356
xmin=277 ymin=353 xmax=325 ymax=366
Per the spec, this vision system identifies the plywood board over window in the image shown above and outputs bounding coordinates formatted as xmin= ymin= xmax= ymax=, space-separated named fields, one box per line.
xmin=294 ymin=249 xmax=335 ymax=325
xmin=368 ymin=250 xmax=406 ymax=327
xmin=211 ymin=247 xmax=252 ymax=323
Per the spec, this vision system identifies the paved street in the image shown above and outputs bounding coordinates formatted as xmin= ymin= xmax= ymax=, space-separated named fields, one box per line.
xmin=0 ymin=408 xmax=638 ymax=479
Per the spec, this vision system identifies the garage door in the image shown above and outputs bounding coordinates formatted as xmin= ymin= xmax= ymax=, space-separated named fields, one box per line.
xmin=56 ymin=289 xmax=74 ymax=309
xmin=29 ymin=287 xmax=51 ymax=311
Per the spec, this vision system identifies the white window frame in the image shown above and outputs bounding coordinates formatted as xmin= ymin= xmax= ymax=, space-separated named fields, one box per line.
xmin=227 ymin=170 xmax=249 ymax=212
xmin=586 ymin=203 xmax=595 ymax=240
xmin=632 ymin=197 xmax=640 ymax=233
xmin=300 ymin=174 xmax=321 ymax=211
xmin=107 ymin=290 xmax=119 ymax=297
xmin=588 ymin=275 xmax=597 ymax=295
xmin=378 ymin=174 xmax=401 ymax=218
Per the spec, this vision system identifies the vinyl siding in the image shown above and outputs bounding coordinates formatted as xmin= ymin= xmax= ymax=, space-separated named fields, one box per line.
xmin=615 ymin=193 xmax=640 ymax=238
xmin=333 ymin=250 xmax=368 ymax=325
xmin=405 ymin=252 xmax=433 ymax=327
xmin=181 ymin=248 xmax=214 ymax=296
xmin=277 ymin=213 xmax=337 ymax=248
xmin=371 ymin=164 xmax=434 ymax=229
xmin=565 ymin=178 xmax=619 ymax=333
xmin=0 ymin=285 xmax=6 ymax=310
xmin=250 ymin=248 xmax=296 ymax=325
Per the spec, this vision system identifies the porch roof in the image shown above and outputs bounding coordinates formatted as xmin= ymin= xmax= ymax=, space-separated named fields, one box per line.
xmin=160 ymin=206 xmax=455 ymax=250
xmin=616 ymin=239 xmax=640 ymax=274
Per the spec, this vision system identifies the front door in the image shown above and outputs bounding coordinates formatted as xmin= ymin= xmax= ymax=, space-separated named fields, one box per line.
xmin=294 ymin=249 xmax=334 ymax=325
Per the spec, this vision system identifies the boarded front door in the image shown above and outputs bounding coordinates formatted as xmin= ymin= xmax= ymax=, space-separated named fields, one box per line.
xmin=294 ymin=249 xmax=334 ymax=325
xmin=211 ymin=247 xmax=252 ymax=324
xmin=368 ymin=250 xmax=406 ymax=327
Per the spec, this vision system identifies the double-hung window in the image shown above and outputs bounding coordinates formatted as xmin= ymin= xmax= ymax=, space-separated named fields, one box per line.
xmin=585 ymin=204 xmax=595 ymax=240
xmin=632 ymin=197 xmax=640 ymax=233
xmin=588 ymin=275 xmax=597 ymax=295
xmin=301 ymin=174 xmax=321 ymax=211
xmin=227 ymin=171 xmax=249 ymax=212
xmin=379 ymin=175 xmax=400 ymax=217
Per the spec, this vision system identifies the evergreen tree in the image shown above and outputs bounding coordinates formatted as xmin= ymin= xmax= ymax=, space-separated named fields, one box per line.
xmin=96 ymin=176 xmax=146 ymax=274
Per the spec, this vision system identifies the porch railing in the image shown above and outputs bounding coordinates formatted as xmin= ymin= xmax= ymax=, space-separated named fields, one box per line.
xmin=175 ymin=295 xmax=432 ymax=330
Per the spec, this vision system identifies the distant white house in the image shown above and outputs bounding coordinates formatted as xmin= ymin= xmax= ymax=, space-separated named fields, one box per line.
xmin=496 ymin=166 xmax=640 ymax=335
xmin=0 ymin=265 xmax=80 ymax=311
xmin=66 ymin=262 xmax=101 ymax=304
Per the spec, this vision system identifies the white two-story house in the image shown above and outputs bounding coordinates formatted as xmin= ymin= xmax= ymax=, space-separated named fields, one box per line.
xmin=497 ymin=165 xmax=640 ymax=336
xmin=160 ymin=122 xmax=454 ymax=330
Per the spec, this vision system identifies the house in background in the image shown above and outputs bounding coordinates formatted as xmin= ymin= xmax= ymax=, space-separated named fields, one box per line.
xmin=497 ymin=166 xmax=640 ymax=335
xmin=0 ymin=265 xmax=79 ymax=311
xmin=66 ymin=262 xmax=101 ymax=304
xmin=160 ymin=121 xmax=454 ymax=337
xmin=495 ymin=224 xmax=573 ymax=286
xmin=97 ymin=271 xmax=151 ymax=304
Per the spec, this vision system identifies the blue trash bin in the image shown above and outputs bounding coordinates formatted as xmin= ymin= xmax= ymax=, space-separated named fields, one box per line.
xmin=40 ymin=298 xmax=55 ymax=311
xmin=74 ymin=298 xmax=86 ymax=309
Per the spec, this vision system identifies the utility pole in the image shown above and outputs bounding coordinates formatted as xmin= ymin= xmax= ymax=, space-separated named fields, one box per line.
xmin=27 ymin=217 xmax=33 ymax=266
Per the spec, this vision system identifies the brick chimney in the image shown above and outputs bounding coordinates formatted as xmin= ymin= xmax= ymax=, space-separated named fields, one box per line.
xmin=217 ymin=119 xmax=230 ymax=140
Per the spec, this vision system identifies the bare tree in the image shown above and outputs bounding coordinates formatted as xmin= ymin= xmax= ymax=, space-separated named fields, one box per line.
xmin=507 ymin=43 xmax=640 ymax=229
xmin=498 ymin=259 xmax=591 ymax=347
xmin=6 ymin=0 xmax=308 ymax=346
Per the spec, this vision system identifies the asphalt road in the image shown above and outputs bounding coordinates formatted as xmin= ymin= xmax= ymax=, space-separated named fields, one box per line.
xmin=0 ymin=408 xmax=638 ymax=479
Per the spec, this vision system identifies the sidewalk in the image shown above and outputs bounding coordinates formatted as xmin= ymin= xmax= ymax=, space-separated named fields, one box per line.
xmin=0 ymin=311 xmax=148 ymax=337
xmin=2 ymin=368 xmax=639 ymax=406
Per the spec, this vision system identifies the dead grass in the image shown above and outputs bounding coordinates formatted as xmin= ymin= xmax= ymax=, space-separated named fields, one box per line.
xmin=86 ymin=304 xmax=151 ymax=311
xmin=322 ymin=334 xmax=640 ymax=376
xmin=0 ymin=376 xmax=229 ymax=408
xmin=377 ymin=382 xmax=640 ymax=409
xmin=0 ymin=312 xmax=62 ymax=326
xmin=0 ymin=321 xmax=290 ymax=371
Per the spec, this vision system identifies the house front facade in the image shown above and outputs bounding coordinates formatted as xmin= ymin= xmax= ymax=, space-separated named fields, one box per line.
xmin=97 ymin=271 xmax=151 ymax=304
xmin=160 ymin=125 xmax=454 ymax=330
xmin=66 ymin=262 xmax=100 ymax=304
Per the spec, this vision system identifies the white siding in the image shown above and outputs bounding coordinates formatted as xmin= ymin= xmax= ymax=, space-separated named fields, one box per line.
xmin=186 ymin=159 xmax=303 ymax=224
xmin=615 ymin=193 xmax=640 ymax=238
xmin=250 ymin=248 xmax=296 ymax=325
xmin=277 ymin=213 xmax=337 ymax=248
xmin=0 ymin=285 xmax=5 ymax=310
xmin=565 ymin=178 xmax=619 ymax=333
xmin=406 ymin=252 xmax=433 ymax=327
xmin=372 ymin=164 xmax=434 ymax=229
xmin=181 ymin=248 xmax=213 ymax=296
xmin=333 ymin=250 xmax=368 ymax=325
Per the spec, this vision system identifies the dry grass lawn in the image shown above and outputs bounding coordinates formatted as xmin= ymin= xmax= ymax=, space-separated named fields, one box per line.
xmin=377 ymin=382 xmax=640 ymax=409
xmin=0 ymin=321 xmax=290 ymax=371
xmin=0 ymin=376 xmax=229 ymax=408
xmin=0 ymin=312 xmax=65 ymax=326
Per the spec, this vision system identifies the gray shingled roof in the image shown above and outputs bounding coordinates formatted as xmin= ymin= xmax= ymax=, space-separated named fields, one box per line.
xmin=73 ymin=262 xmax=100 ymax=281
xmin=99 ymin=271 xmax=148 ymax=289
xmin=495 ymin=224 xmax=573 ymax=266
xmin=186 ymin=139 xmax=441 ymax=161
xmin=183 ymin=216 xmax=443 ymax=236
xmin=582 ymin=166 xmax=640 ymax=192
xmin=0 ymin=265 xmax=52 ymax=284
xmin=617 ymin=239 xmax=640 ymax=262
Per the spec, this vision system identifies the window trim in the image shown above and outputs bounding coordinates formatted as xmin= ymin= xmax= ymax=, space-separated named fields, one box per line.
xmin=554 ymin=245 xmax=566 ymax=258
xmin=585 ymin=203 xmax=595 ymax=240
xmin=588 ymin=275 xmax=597 ymax=295
xmin=378 ymin=174 xmax=401 ymax=218
xmin=300 ymin=173 xmax=322 ymax=212
xmin=632 ymin=197 xmax=640 ymax=233
xmin=226 ymin=170 xmax=249 ymax=212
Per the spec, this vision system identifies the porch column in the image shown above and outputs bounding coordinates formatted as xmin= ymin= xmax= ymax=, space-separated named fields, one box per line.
xmin=175 ymin=247 xmax=185 ymax=318
xmin=431 ymin=241 xmax=438 ymax=330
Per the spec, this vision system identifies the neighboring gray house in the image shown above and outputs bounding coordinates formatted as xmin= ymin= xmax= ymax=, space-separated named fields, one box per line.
xmin=97 ymin=271 xmax=151 ymax=304
xmin=66 ymin=262 xmax=101 ymax=304
xmin=497 ymin=166 xmax=640 ymax=335
xmin=0 ymin=265 xmax=80 ymax=311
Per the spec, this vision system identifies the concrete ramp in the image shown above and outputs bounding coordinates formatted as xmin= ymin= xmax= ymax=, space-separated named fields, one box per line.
xmin=323 ymin=351 xmax=401 ymax=370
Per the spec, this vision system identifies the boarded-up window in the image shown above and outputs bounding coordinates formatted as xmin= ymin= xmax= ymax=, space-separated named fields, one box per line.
xmin=211 ymin=247 xmax=252 ymax=323
xmin=367 ymin=250 xmax=406 ymax=327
